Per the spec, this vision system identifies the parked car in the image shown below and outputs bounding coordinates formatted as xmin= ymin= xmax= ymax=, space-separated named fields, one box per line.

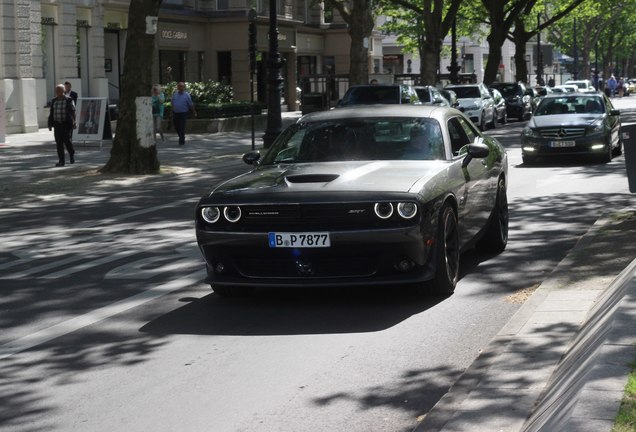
xmin=534 ymin=85 xmax=553 ymax=98
xmin=488 ymin=82 xmax=533 ymax=121
xmin=445 ymin=83 xmax=497 ymax=130
xmin=521 ymin=92 xmax=622 ymax=164
xmin=551 ymin=85 xmax=579 ymax=94
xmin=489 ymin=88 xmax=508 ymax=125
xmin=526 ymin=87 xmax=541 ymax=112
xmin=195 ymin=105 xmax=509 ymax=297
xmin=414 ymin=85 xmax=451 ymax=106
xmin=336 ymin=84 xmax=420 ymax=107
xmin=440 ymin=89 xmax=459 ymax=108
xmin=565 ymin=79 xmax=596 ymax=93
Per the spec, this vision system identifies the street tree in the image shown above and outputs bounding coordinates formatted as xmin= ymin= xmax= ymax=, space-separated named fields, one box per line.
xmin=510 ymin=0 xmax=585 ymax=84
xmin=549 ymin=0 xmax=631 ymax=81
xmin=323 ymin=0 xmax=376 ymax=85
xmin=101 ymin=0 xmax=162 ymax=175
xmin=379 ymin=0 xmax=462 ymax=85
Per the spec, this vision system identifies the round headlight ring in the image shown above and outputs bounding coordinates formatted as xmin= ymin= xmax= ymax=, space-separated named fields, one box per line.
xmin=374 ymin=202 xmax=394 ymax=219
xmin=223 ymin=206 xmax=242 ymax=223
xmin=397 ymin=202 xmax=418 ymax=219
xmin=201 ymin=206 xmax=221 ymax=224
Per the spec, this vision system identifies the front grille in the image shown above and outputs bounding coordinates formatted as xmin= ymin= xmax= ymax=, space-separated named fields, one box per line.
xmin=205 ymin=203 xmax=419 ymax=232
xmin=540 ymin=127 xmax=586 ymax=139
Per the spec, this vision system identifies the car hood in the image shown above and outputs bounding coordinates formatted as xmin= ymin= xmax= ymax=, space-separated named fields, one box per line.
xmin=529 ymin=114 xmax=603 ymax=128
xmin=456 ymin=98 xmax=482 ymax=108
xmin=209 ymin=161 xmax=448 ymax=197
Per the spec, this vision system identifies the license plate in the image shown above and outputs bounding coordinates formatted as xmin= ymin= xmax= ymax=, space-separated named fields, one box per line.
xmin=268 ymin=232 xmax=331 ymax=248
xmin=550 ymin=140 xmax=575 ymax=147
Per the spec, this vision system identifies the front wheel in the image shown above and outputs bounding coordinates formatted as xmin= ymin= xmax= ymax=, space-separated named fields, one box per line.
xmin=476 ymin=177 xmax=509 ymax=254
xmin=429 ymin=204 xmax=460 ymax=296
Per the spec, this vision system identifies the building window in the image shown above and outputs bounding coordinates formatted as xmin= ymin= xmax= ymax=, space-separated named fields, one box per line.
xmin=160 ymin=50 xmax=186 ymax=83
xmin=217 ymin=0 xmax=229 ymax=9
xmin=218 ymin=51 xmax=232 ymax=84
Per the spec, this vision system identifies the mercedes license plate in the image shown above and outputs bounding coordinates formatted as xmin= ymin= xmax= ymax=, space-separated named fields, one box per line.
xmin=268 ymin=232 xmax=331 ymax=248
xmin=550 ymin=140 xmax=575 ymax=147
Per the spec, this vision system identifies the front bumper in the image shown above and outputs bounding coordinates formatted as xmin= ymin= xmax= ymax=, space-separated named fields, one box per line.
xmin=196 ymin=226 xmax=436 ymax=288
xmin=521 ymin=134 xmax=610 ymax=157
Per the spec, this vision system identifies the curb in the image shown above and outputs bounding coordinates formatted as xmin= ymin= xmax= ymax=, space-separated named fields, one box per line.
xmin=414 ymin=208 xmax=636 ymax=432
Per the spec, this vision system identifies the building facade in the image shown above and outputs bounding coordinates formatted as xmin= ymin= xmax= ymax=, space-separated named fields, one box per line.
xmin=4 ymin=1 xmax=558 ymax=135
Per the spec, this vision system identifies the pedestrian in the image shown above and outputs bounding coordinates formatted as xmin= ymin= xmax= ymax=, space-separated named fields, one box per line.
xmin=548 ymin=77 xmax=555 ymax=88
xmin=170 ymin=81 xmax=197 ymax=146
xmin=151 ymin=84 xmax=165 ymax=142
xmin=64 ymin=81 xmax=78 ymax=105
xmin=607 ymin=75 xmax=617 ymax=97
xmin=48 ymin=84 xmax=76 ymax=167
xmin=64 ymin=81 xmax=78 ymax=146
xmin=618 ymin=77 xmax=624 ymax=97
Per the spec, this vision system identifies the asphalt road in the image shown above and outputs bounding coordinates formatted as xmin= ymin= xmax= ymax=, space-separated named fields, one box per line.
xmin=1 ymin=102 xmax=634 ymax=432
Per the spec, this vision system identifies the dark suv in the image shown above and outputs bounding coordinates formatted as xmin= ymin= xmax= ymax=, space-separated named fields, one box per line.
xmin=488 ymin=82 xmax=533 ymax=120
xmin=336 ymin=84 xmax=420 ymax=107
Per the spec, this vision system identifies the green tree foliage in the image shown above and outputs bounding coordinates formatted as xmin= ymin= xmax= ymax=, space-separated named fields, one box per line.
xmin=377 ymin=0 xmax=462 ymax=85
xmin=323 ymin=0 xmax=376 ymax=85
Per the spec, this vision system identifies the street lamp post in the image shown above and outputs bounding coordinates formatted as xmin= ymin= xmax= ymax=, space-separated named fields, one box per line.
xmin=572 ymin=18 xmax=578 ymax=80
xmin=536 ymin=13 xmax=543 ymax=86
xmin=447 ymin=19 xmax=460 ymax=84
xmin=595 ymin=37 xmax=599 ymax=90
xmin=262 ymin=0 xmax=284 ymax=149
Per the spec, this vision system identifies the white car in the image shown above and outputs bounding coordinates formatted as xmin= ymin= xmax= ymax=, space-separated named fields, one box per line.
xmin=551 ymin=85 xmax=579 ymax=94
xmin=565 ymin=80 xmax=596 ymax=92
xmin=445 ymin=83 xmax=497 ymax=130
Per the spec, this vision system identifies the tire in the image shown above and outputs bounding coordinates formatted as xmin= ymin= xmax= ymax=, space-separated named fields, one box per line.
xmin=501 ymin=111 xmax=507 ymax=125
xmin=479 ymin=114 xmax=487 ymax=131
xmin=489 ymin=112 xmax=497 ymax=129
xmin=476 ymin=177 xmax=509 ymax=254
xmin=599 ymin=143 xmax=613 ymax=163
xmin=522 ymin=155 xmax=535 ymax=165
xmin=612 ymin=140 xmax=623 ymax=156
xmin=429 ymin=204 xmax=460 ymax=296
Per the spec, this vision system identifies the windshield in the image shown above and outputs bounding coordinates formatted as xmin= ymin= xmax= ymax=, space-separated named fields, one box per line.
xmin=491 ymin=84 xmax=522 ymax=97
xmin=535 ymin=96 xmax=605 ymax=116
xmin=261 ymin=117 xmax=446 ymax=164
xmin=339 ymin=86 xmax=400 ymax=105
xmin=447 ymin=86 xmax=481 ymax=98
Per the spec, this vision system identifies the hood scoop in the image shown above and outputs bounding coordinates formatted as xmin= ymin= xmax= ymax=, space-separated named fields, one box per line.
xmin=286 ymin=174 xmax=340 ymax=183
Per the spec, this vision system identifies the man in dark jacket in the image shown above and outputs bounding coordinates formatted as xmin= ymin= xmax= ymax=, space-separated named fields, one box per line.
xmin=48 ymin=84 xmax=77 ymax=167
xmin=64 ymin=81 xmax=78 ymax=146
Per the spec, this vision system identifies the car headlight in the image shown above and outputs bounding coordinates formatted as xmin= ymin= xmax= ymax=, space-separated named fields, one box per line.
xmin=464 ymin=104 xmax=480 ymax=111
xmin=589 ymin=120 xmax=604 ymax=134
xmin=374 ymin=202 xmax=394 ymax=219
xmin=223 ymin=206 xmax=242 ymax=223
xmin=522 ymin=127 xmax=540 ymax=138
xmin=201 ymin=206 xmax=221 ymax=224
xmin=397 ymin=202 xmax=418 ymax=219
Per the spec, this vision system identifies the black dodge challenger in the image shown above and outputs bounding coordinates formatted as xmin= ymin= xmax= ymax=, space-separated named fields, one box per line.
xmin=195 ymin=105 xmax=508 ymax=297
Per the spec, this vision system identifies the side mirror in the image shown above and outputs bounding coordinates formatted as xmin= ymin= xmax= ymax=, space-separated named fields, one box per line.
xmin=242 ymin=151 xmax=261 ymax=165
xmin=610 ymin=109 xmax=621 ymax=116
xmin=462 ymin=143 xmax=490 ymax=168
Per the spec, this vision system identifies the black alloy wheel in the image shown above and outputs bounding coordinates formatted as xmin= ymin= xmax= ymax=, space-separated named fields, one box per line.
xmin=429 ymin=203 xmax=460 ymax=296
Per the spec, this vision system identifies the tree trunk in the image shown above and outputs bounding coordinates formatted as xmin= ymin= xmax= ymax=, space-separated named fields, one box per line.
xmin=347 ymin=0 xmax=375 ymax=85
xmin=512 ymin=19 xmax=530 ymax=84
xmin=484 ymin=28 xmax=506 ymax=85
xmin=101 ymin=0 xmax=162 ymax=174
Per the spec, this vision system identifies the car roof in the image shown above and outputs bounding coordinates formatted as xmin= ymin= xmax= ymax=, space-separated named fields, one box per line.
xmin=300 ymin=105 xmax=459 ymax=122
xmin=540 ymin=92 xmax=602 ymax=99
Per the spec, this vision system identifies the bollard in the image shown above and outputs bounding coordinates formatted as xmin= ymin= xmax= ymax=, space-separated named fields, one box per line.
xmin=621 ymin=123 xmax=636 ymax=192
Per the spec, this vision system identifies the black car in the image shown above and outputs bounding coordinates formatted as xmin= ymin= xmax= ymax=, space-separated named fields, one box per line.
xmin=195 ymin=105 xmax=509 ymax=297
xmin=521 ymin=92 xmax=622 ymax=164
xmin=336 ymin=84 xmax=420 ymax=107
xmin=489 ymin=82 xmax=533 ymax=121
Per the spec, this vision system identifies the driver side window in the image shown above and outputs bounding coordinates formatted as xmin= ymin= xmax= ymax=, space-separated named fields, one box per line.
xmin=447 ymin=117 xmax=476 ymax=155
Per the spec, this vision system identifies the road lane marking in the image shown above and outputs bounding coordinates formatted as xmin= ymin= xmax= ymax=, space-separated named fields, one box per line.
xmin=0 ymin=269 xmax=205 ymax=360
